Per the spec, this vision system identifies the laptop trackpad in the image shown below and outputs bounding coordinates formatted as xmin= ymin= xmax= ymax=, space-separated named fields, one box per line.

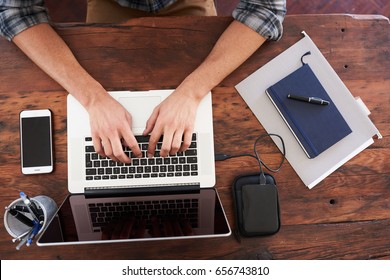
xmin=118 ymin=96 xmax=161 ymax=134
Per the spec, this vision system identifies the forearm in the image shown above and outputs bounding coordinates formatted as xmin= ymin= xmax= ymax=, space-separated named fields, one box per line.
xmin=180 ymin=20 xmax=266 ymax=100
xmin=12 ymin=23 xmax=105 ymax=108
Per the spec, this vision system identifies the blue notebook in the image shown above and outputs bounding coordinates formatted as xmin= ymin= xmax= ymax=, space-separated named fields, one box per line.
xmin=266 ymin=63 xmax=352 ymax=158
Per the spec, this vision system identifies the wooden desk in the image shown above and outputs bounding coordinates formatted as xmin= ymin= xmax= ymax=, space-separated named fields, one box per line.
xmin=0 ymin=14 xmax=389 ymax=260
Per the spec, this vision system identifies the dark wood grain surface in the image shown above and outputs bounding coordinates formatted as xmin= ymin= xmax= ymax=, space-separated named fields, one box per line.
xmin=0 ymin=15 xmax=389 ymax=260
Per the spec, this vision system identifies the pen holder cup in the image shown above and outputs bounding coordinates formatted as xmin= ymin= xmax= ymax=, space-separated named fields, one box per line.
xmin=4 ymin=195 xmax=58 ymax=239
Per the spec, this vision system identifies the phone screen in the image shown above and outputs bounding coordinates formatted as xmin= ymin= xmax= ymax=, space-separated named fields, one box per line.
xmin=21 ymin=116 xmax=52 ymax=168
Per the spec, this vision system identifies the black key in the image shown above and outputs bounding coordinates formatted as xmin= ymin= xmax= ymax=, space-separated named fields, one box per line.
xmin=164 ymin=158 xmax=170 ymax=164
xmin=141 ymin=159 xmax=148 ymax=165
xmin=145 ymin=166 xmax=152 ymax=173
xmin=156 ymin=158 xmax=163 ymax=165
xmin=86 ymin=146 xmax=95 ymax=152
xmin=183 ymin=165 xmax=190 ymax=171
xmin=185 ymin=149 xmax=197 ymax=156
xmin=187 ymin=157 xmax=197 ymax=163
xmin=119 ymin=175 xmax=126 ymax=179
xmin=85 ymin=137 xmax=92 ymax=141
xmin=121 ymin=167 xmax=128 ymax=174
xmin=152 ymin=166 xmax=159 ymax=173
xmin=175 ymin=165 xmax=182 ymax=171
xmin=171 ymin=158 xmax=178 ymax=164
xmin=86 ymin=153 xmax=92 ymax=164
xmin=102 ymin=175 xmax=109 ymax=180
xmin=136 ymin=135 xmax=150 ymax=143
xmin=91 ymin=153 xmax=99 ymax=160
xmin=105 ymin=168 xmax=112 ymax=174
xmin=101 ymin=160 xmax=108 ymax=167
xmin=168 ymin=165 xmax=175 ymax=172
xmin=93 ymin=161 xmax=100 ymax=168
xmin=98 ymin=168 xmax=104 ymax=175
xmin=110 ymin=175 xmax=118 ymax=179
xmin=109 ymin=160 xmax=116 ymax=167
xmin=179 ymin=157 xmax=186 ymax=164
xmin=114 ymin=167 xmax=120 ymax=174
xmin=160 ymin=166 xmax=167 ymax=172
xmin=86 ymin=169 xmax=97 ymax=175
xmin=94 ymin=176 xmax=101 ymax=180
xmin=192 ymin=133 xmax=197 ymax=141
xmin=86 ymin=176 xmax=93 ymax=180
xmin=148 ymin=158 xmax=155 ymax=165
xmin=191 ymin=164 xmax=198 ymax=171
xmin=189 ymin=142 xmax=197 ymax=149
xmin=137 ymin=167 xmax=144 ymax=173
xmin=133 ymin=159 xmax=140 ymax=166
xmin=129 ymin=167 xmax=136 ymax=173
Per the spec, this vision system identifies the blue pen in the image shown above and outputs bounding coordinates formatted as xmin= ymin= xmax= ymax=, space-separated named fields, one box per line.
xmin=20 ymin=192 xmax=40 ymax=222
xmin=26 ymin=221 xmax=42 ymax=247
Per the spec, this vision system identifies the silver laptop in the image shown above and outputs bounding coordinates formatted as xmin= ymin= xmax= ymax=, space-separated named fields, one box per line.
xmin=67 ymin=90 xmax=215 ymax=194
xmin=37 ymin=90 xmax=230 ymax=246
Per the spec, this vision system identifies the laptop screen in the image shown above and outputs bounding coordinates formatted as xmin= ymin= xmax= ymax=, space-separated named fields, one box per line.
xmin=37 ymin=188 xmax=230 ymax=245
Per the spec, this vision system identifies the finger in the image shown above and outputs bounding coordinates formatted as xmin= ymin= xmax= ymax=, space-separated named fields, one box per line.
xmin=111 ymin=220 xmax=125 ymax=239
xmin=170 ymin=130 xmax=184 ymax=155
xmin=171 ymin=217 xmax=184 ymax=236
xmin=147 ymin=129 xmax=163 ymax=158
xmin=92 ymin=135 xmax=106 ymax=158
xmin=149 ymin=216 xmax=162 ymax=237
xmin=163 ymin=217 xmax=174 ymax=237
xmin=180 ymin=219 xmax=193 ymax=236
xmin=120 ymin=217 xmax=135 ymax=239
xmin=122 ymin=131 xmax=142 ymax=158
xmin=143 ymin=107 xmax=159 ymax=136
xmin=133 ymin=219 xmax=146 ymax=238
xmin=99 ymin=138 xmax=119 ymax=162
xmin=110 ymin=136 xmax=131 ymax=163
xmin=179 ymin=130 xmax=193 ymax=153
xmin=159 ymin=130 xmax=174 ymax=158
xmin=101 ymin=225 xmax=111 ymax=240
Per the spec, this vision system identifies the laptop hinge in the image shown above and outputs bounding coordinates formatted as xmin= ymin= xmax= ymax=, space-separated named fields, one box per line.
xmin=84 ymin=184 xmax=201 ymax=198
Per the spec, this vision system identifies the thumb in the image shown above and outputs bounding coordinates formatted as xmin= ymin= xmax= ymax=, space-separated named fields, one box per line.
xmin=143 ymin=107 xmax=159 ymax=135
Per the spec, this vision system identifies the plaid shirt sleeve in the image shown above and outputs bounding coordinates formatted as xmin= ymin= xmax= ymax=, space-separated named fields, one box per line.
xmin=233 ymin=0 xmax=286 ymax=41
xmin=0 ymin=0 xmax=49 ymax=41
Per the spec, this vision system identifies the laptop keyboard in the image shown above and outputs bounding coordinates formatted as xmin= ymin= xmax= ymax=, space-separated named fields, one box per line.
xmin=88 ymin=198 xmax=199 ymax=231
xmin=85 ymin=133 xmax=199 ymax=181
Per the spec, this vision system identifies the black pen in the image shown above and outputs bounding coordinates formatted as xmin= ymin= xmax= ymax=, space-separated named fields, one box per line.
xmin=287 ymin=94 xmax=330 ymax=105
xmin=13 ymin=205 xmax=31 ymax=213
xmin=7 ymin=208 xmax=35 ymax=227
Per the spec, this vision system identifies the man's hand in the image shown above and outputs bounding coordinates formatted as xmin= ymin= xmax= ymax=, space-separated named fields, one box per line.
xmin=87 ymin=93 xmax=142 ymax=163
xmin=144 ymin=88 xmax=200 ymax=157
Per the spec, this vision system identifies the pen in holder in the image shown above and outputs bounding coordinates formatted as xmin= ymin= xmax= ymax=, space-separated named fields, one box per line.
xmin=4 ymin=194 xmax=57 ymax=249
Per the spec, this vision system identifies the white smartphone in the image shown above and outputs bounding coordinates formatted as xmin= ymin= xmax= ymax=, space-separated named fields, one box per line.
xmin=20 ymin=109 xmax=53 ymax=174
